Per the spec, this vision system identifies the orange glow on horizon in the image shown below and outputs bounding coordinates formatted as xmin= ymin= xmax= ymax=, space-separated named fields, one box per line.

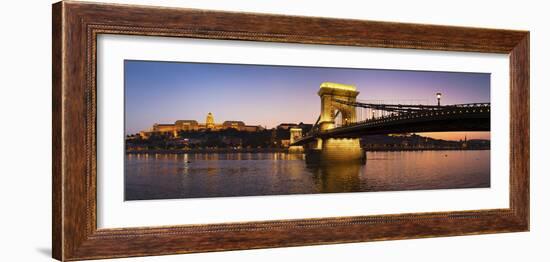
xmin=415 ymin=131 xmax=490 ymax=141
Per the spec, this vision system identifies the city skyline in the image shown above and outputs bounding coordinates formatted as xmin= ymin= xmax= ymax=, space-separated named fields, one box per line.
xmin=125 ymin=60 xmax=491 ymax=141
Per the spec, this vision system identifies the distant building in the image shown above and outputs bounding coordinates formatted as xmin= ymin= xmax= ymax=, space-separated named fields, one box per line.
xmin=152 ymin=124 xmax=176 ymax=132
xmin=205 ymin=112 xmax=215 ymax=129
xmin=241 ymin=125 xmax=263 ymax=132
xmin=222 ymin=121 xmax=245 ymax=129
xmin=222 ymin=121 xmax=263 ymax=132
xmin=175 ymin=120 xmax=199 ymax=131
xmin=277 ymin=123 xmax=298 ymax=130
xmin=139 ymin=112 xmax=264 ymax=138
xmin=277 ymin=122 xmax=313 ymax=133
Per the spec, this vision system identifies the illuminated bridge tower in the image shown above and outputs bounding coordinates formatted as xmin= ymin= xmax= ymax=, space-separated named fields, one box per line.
xmin=307 ymin=82 xmax=366 ymax=165
xmin=289 ymin=127 xmax=304 ymax=153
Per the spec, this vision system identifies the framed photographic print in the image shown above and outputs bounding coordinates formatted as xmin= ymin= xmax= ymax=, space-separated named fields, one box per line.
xmin=52 ymin=1 xmax=529 ymax=261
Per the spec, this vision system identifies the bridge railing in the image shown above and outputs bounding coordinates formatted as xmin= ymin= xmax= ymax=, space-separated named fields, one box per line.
xmin=354 ymin=99 xmax=429 ymax=121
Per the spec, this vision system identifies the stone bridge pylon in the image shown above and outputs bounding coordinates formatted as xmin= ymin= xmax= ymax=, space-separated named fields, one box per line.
xmin=306 ymin=82 xmax=366 ymax=165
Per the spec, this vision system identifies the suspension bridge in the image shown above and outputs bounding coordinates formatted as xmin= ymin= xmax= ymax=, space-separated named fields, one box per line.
xmin=289 ymin=82 xmax=490 ymax=165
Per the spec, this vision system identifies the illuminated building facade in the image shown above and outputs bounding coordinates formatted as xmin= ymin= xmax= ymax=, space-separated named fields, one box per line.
xmin=139 ymin=112 xmax=264 ymax=138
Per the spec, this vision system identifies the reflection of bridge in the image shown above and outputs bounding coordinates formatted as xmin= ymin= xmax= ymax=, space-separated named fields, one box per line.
xmin=290 ymin=82 xmax=490 ymax=165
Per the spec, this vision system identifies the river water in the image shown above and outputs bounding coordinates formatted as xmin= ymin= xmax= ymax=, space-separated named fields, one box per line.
xmin=124 ymin=150 xmax=490 ymax=200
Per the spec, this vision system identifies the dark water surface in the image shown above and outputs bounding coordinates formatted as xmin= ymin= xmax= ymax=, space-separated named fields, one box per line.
xmin=124 ymin=150 xmax=490 ymax=200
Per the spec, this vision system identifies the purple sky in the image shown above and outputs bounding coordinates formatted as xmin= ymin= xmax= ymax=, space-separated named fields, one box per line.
xmin=125 ymin=60 xmax=490 ymax=140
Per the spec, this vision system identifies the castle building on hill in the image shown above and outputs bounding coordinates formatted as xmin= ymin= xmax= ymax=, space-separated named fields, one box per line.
xmin=139 ymin=112 xmax=264 ymax=139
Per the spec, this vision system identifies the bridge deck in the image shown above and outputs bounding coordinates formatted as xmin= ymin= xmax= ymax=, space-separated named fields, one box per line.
xmin=292 ymin=104 xmax=490 ymax=146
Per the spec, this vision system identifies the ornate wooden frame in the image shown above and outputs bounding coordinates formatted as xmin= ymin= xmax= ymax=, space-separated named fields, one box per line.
xmin=52 ymin=1 xmax=529 ymax=261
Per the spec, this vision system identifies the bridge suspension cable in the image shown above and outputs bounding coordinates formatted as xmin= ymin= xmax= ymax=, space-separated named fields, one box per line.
xmin=333 ymin=99 xmax=490 ymax=114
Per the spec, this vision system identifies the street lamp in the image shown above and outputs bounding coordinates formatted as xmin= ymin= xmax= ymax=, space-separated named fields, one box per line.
xmin=436 ymin=92 xmax=442 ymax=106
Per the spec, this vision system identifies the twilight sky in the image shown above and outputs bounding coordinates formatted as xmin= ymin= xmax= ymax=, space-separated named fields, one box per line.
xmin=125 ymin=60 xmax=490 ymax=140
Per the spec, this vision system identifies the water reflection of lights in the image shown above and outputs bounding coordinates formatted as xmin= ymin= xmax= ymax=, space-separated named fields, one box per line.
xmin=125 ymin=151 xmax=489 ymax=200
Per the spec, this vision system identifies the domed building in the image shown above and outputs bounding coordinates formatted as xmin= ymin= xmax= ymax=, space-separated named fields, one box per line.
xmin=205 ymin=112 xmax=215 ymax=129
xmin=139 ymin=112 xmax=264 ymax=138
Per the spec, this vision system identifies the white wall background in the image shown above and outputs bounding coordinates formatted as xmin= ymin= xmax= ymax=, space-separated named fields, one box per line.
xmin=0 ymin=0 xmax=546 ymax=261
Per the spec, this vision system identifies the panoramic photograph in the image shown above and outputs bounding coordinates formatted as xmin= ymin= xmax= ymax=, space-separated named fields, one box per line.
xmin=124 ymin=60 xmax=491 ymax=200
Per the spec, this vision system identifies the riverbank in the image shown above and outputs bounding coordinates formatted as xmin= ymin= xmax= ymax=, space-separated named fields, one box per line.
xmin=126 ymin=147 xmax=489 ymax=154
xmin=364 ymin=147 xmax=490 ymax=152
xmin=126 ymin=148 xmax=287 ymax=154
